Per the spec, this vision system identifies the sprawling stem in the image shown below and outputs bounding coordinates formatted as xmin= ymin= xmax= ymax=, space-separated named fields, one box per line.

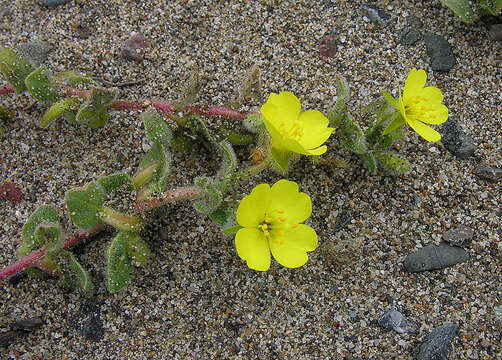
xmin=135 ymin=186 xmax=203 ymax=212
xmin=0 ymin=223 xmax=104 ymax=282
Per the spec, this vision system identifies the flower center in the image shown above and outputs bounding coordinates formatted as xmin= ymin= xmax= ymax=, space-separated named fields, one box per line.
xmin=277 ymin=119 xmax=304 ymax=141
xmin=405 ymin=95 xmax=436 ymax=121
xmin=258 ymin=208 xmax=288 ymax=243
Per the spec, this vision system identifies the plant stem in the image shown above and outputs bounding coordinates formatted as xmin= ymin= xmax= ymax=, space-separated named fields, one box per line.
xmin=135 ymin=186 xmax=203 ymax=212
xmin=0 ymin=223 xmax=104 ymax=282
xmin=0 ymin=84 xmax=15 ymax=94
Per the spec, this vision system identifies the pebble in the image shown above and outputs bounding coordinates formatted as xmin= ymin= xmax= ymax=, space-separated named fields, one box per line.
xmin=40 ymin=0 xmax=70 ymax=7
xmin=441 ymin=118 xmax=476 ymax=159
xmin=319 ymin=31 xmax=338 ymax=59
xmin=378 ymin=306 xmax=417 ymax=334
xmin=398 ymin=27 xmax=422 ymax=46
xmin=473 ymin=164 xmax=502 ymax=182
xmin=15 ymin=40 xmax=52 ymax=67
xmin=403 ymin=242 xmax=469 ymax=272
xmin=423 ymin=32 xmax=456 ymax=72
xmin=120 ymin=34 xmax=151 ymax=62
xmin=413 ymin=323 xmax=459 ymax=360
xmin=442 ymin=224 xmax=474 ymax=248
xmin=360 ymin=4 xmax=391 ymax=26
xmin=488 ymin=24 xmax=502 ymax=42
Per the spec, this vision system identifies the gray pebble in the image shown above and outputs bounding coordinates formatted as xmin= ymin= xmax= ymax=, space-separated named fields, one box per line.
xmin=442 ymin=225 xmax=474 ymax=248
xmin=16 ymin=40 xmax=52 ymax=68
xmin=40 ymin=0 xmax=70 ymax=7
xmin=441 ymin=117 xmax=476 ymax=159
xmin=403 ymin=242 xmax=469 ymax=272
xmin=360 ymin=4 xmax=390 ymax=26
xmin=423 ymin=33 xmax=456 ymax=72
xmin=120 ymin=34 xmax=151 ymax=62
xmin=399 ymin=27 xmax=422 ymax=46
xmin=378 ymin=306 xmax=417 ymax=334
xmin=488 ymin=24 xmax=502 ymax=42
xmin=414 ymin=323 xmax=459 ymax=360
xmin=474 ymin=164 xmax=502 ymax=182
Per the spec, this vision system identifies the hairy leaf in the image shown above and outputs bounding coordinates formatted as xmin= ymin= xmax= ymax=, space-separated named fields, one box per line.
xmin=328 ymin=75 xmax=350 ymax=127
xmin=57 ymin=250 xmax=94 ymax=297
xmin=0 ymin=48 xmax=34 ymax=93
xmin=75 ymin=87 xmax=118 ymax=127
xmin=106 ymin=231 xmax=134 ymax=292
xmin=141 ymin=109 xmax=172 ymax=145
xmin=24 ymin=65 xmax=59 ymax=102
xmin=40 ymin=97 xmax=79 ymax=128
xmin=375 ymin=152 xmax=411 ymax=174
xmin=18 ymin=205 xmax=59 ymax=258
xmin=65 ymin=182 xmax=105 ymax=230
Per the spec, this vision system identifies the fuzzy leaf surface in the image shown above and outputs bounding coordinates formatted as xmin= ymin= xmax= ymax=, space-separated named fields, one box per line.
xmin=75 ymin=87 xmax=118 ymax=127
xmin=18 ymin=205 xmax=59 ymax=258
xmin=24 ymin=66 xmax=59 ymax=102
xmin=65 ymin=183 xmax=105 ymax=230
xmin=40 ymin=97 xmax=79 ymax=128
xmin=0 ymin=48 xmax=34 ymax=93
xmin=57 ymin=250 xmax=94 ymax=297
xmin=106 ymin=231 xmax=134 ymax=292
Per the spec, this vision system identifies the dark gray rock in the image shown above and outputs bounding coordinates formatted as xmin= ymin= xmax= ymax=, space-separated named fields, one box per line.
xmin=403 ymin=242 xmax=469 ymax=272
xmin=333 ymin=209 xmax=353 ymax=232
xmin=488 ymin=24 xmax=502 ymax=42
xmin=443 ymin=225 xmax=474 ymax=248
xmin=378 ymin=307 xmax=417 ymax=334
xmin=414 ymin=323 xmax=459 ymax=360
xmin=474 ymin=164 xmax=502 ymax=182
xmin=16 ymin=40 xmax=52 ymax=67
xmin=399 ymin=27 xmax=422 ymax=46
xmin=77 ymin=299 xmax=104 ymax=342
xmin=361 ymin=4 xmax=391 ymax=26
xmin=441 ymin=118 xmax=476 ymax=159
xmin=40 ymin=0 xmax=70 ymax=7
xmin=423 ymin=33 xmax=456 ymax=72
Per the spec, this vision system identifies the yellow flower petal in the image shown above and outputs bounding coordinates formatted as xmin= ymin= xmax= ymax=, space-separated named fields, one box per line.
xmin=261 ymin=91 xmax=301 ymax=127
xmin=403 ymin=68 xmax=426 ymax=99
xmin=420 ymin=86 xmax=444 ymax=104
xmin=269 ymin=179 xmax=312 ymax=224
xmin=407 ymin=118 xmax=442 ymax=142
xmin=235 ymin=228 xmax=271 ymax=271
xmin=236 ymin=183 xmax=270 ymax=227
xmin=269 ymin=224 xmax=318 ymax=268
xmin=299 ymin=110 xmax=334 ymax=149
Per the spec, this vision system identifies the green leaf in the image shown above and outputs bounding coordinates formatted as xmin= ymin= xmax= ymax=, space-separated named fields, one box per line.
xmin=361 ymin=153 xmax=377 ymax=175
xmin=75 ymin=87 xmax=118 ymax=127
xmin=271 ymin=147 xmax=292 ymax=172
xmin=0 ymin=48 xmax=34 ymax=93
xmin=99 ymin=206 xmax=145 ymax=231
xmin=57 ymin=250 xmax=94 ymax=297
xmin=439 ymin=0 xmax=477 ymax=23
xmin=218 ymin=140 xmax=238 ymax=182
xmin=54 ymin=71 xmax=98 ymax=86
xmin=328 ymin=75 xmax=350 ymax=127
xmin=34 ymin=223 xmax=63 ymax=255
xmin=209 ymin=208 xmax=231 ymax=227
xmin=40 ymin=97 xmax=80 ymax=128
xmin=97 ymin=172 xmax=134 ymax=196
xmin=222 ymin=225 xmax=242 ymax=235
xmin=361 ymin=97 xmax=388 ymax=116
xmin=24 ymin=65 xmax=59 ymax=102
xmin=128 ymin=235 xmax=150 ymax=267
xmin=18 ymin=205 xmax=59 ymax=258
xmin=479 ymin=0 xmax=502 ymax=15
xmin=243 ymin=113 xmax=264 ymax=134
xmin=170 ymin=132 xmax=193 ymax=153
xmin=193 ymin=177 xmax=223 ymax=215
xmin=106 ymin=231 xmax=134 ymax=292
xmin=226 ymin=131 xmax=253 ymax=145
xmin=65 ymin=182 xmax=105 ymax=230
xmin=375 ymin=152 xmax=410 ymax=174
xmin=141 ymin=109 xmax=172 ymax=145
xmin=382 ymin=90 xmax=400 ymax=110
xmin=136 ymin=142 xmax=170 ymax=192
xmin=383 ymin=113 xmax=405 ymax=136
xmin=338 ymin=114 xmax=367 ymax=154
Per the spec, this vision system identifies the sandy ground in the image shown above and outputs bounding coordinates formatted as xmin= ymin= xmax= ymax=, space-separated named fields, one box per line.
xmin=1 ymin=0 xmax=501 ymax=359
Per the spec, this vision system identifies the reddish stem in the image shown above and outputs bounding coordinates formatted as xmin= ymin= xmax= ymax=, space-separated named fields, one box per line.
xmin=135 ymin=186 xmax=203 ymax=212
xmin=0 ymin=84 xmax=15 ymax=94
xmin=0 ymin=223 xmax=104 ymax=282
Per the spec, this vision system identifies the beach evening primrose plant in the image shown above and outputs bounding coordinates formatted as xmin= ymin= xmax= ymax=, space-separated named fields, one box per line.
xmin=234 ymin=179 xmax=317 ymax=271
xmin=382 ymin=68 xmax=448 ymax=142
xmin=261 ymin=91 xmax=335 ymax=170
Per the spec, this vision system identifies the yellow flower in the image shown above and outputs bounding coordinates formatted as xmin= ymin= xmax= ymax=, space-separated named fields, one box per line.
xmin=383 ymin=68 xmax=448 ymax=142
xmin=261 ymin=91 xmax=334 ymax=155
xmin=235 ymin=179 xmax=317 ymax=271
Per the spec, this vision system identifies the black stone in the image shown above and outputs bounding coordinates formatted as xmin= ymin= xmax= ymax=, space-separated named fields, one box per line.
xmin=423 ymin=33 xmax=456 ymax=72
xmin=40 ymin=0 xmax=70 ymax=7
xmin=442 ymin=225 xmax=474 ymax=248
xmin=441 ymin=118 xmax=476 ymax=159
xmin=399 ymin=27 xmax=422 ymax=46
xmin=414 ymin=323 xmax=459 ymax=360
xmin=378 ymin=307 xmax=417 ymax=334
xmin=403 ymin=242 xmax=469 ymax=272
xmin=488 ymin=24 xmax=502 ymax=42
